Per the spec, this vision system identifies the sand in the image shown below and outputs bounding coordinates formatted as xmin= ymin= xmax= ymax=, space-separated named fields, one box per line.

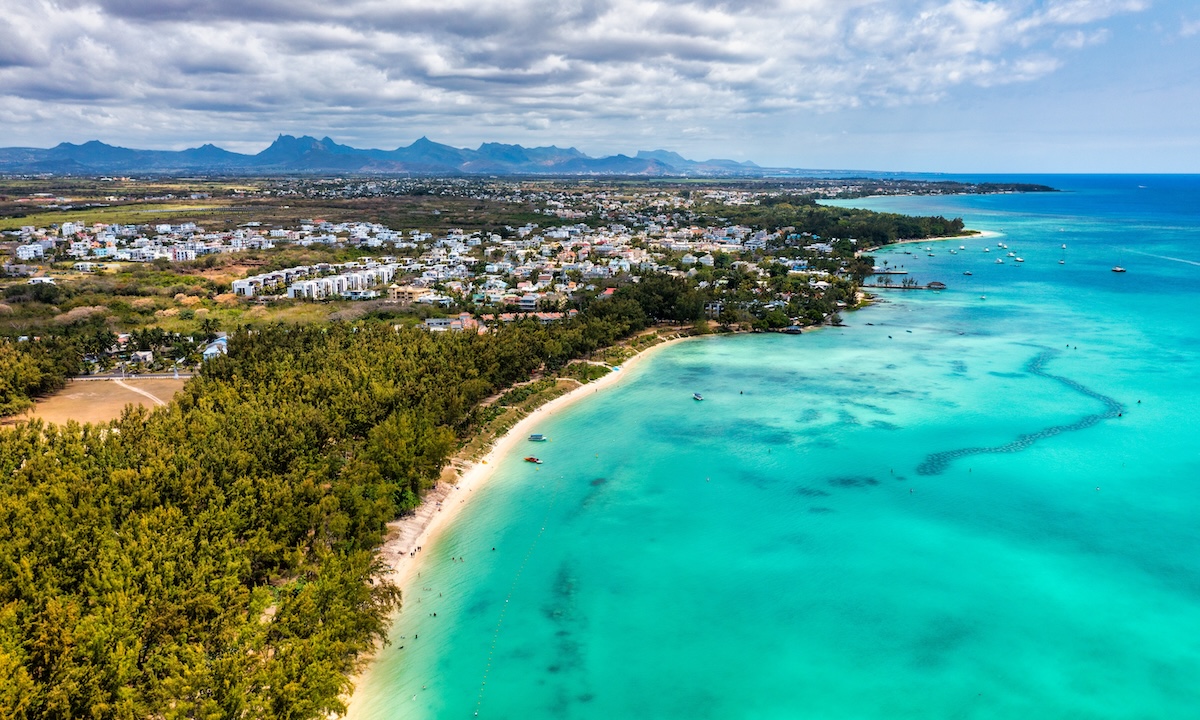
xmin=372 ymin=334 xmax=689 ymax=592
xmin=879 ymin=229 xmax=1003 ymax=249
xmin=3 ymin=377 xmax=188 ymax=426
xmin=346 ymin=334 xmax=690 ymax=697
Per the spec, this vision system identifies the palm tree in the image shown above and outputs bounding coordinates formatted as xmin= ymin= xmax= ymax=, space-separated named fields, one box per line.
xmin=199 ymin=317 xmax=221 ymax=342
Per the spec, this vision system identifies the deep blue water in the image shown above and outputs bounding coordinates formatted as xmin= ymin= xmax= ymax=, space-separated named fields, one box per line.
xmin=349 ymin=176 xmax=1200 ymax=719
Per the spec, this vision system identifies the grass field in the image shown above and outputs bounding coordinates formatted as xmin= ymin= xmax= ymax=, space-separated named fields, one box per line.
xmin=0 ymin=203 xmax=231 ymax=231
xmin=1 ymin=177 xmax=560 ymax=233
xmin=2 ymin=378 xmax=187 ymax=426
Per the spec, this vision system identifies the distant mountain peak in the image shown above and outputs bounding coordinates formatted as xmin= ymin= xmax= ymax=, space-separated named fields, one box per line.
xmin=1 ymin=135 xmax=772 ymax=176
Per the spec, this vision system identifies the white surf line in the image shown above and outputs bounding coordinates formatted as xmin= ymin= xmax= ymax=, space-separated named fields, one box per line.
xmin=113 ymin=379 xmax=168 ymax=407
xmin=1122 ymin=248 xmax=1200 ymax=267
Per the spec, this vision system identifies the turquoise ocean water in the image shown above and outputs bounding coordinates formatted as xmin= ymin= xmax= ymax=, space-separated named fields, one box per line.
xmin=348 ymin=177 xmax=1200 ymax=719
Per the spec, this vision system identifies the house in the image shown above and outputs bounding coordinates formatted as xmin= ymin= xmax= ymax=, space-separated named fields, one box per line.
xmin=130 ymin=350 xmax=153 ymax=364
xmin=387 ymin=285 xmax=432 ymax=304
xmin=518 ymin=293 xmax=540 ymax=312
xmin=15 ymin=244 xmax=44 ymax=261
xmin=202 ymin=337 xmax=228 ymax=360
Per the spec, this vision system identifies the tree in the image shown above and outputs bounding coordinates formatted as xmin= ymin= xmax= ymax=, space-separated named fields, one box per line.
xmin=199 ymin=317 xmax=221 ymax=342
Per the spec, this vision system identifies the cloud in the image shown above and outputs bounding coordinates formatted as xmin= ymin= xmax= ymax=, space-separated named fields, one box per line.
xmin=0 ymin=0 xmax=1152 ymax=151
xmin=1182 ymin=18 xmax=1200 ymax=37
xmin=1054 ymin=28 xmax=1111 ymax=48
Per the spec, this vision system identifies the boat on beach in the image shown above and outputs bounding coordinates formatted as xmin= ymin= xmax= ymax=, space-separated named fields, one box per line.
xmin=524 ymin=456 xmax=543 ymax=464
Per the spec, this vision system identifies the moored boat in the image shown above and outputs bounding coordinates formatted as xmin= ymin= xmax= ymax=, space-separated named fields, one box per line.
xmin=1112 ymin=266 xmax=1126 ymax=273
xmin=524 ymin=456 xmax=543 ymax=464
xmin=693 ymin=393 xmax=704 ymax=401
xmin=528 ymin=433 xmax=547 ymax=442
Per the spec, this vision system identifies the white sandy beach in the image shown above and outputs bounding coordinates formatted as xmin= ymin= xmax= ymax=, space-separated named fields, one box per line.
xmin=881 ymin=229 xmax=1002 ymax=249
xmin=373 ymin=334 xmax=686 ymax=592
xmin=345 ymin=333 xmax=690 ymax=704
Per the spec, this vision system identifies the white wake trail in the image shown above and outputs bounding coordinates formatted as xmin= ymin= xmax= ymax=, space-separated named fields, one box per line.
xmin=1122 ymin=249 xmax=1200 ymax=267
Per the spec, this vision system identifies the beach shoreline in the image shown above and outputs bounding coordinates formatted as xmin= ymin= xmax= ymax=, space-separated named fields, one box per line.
xmin=345 ymin=331 xmax=692 ymax=704
xmin=876 ymin=229 xmax=1002 ymax=250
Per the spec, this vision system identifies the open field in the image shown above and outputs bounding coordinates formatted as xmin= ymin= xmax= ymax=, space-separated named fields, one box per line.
xmin=2 ymin=377 xmax=187 ymax=426
xmin=0 ymin=177 xmax=562 ymax=233
xmin=0 ymin=203 xmax=228 ymax=231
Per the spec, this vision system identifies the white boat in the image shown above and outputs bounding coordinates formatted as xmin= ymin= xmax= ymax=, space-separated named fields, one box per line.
xmin=1112 ymin=266 xmax=1126 ymax=273
xmin=1007 ymin=252 xmax=1016 ymax=257
xmin=1059 ymin=259 xmax=1065 ymax=265
xmin=984 ymin=248 xmax=990 ymax=253
xmin=995 ymin=258 xmax=1004 ymax=264
xmin=959 ymin=245 xmax=966 ymax=250
xmin=1015 ymin=257 xmax=1024 ymax=263
xmin=693 ymin=393 xmax=704 ymax=401
xmin=963 ymin=271 xmax=973 ymax=276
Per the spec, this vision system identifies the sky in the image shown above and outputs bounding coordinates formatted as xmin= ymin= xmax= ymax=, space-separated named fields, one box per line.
xmin=0 ymin=0 xmax=1197 ymax=172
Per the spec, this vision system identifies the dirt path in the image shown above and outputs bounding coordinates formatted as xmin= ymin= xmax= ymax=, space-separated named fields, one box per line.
xmin=113 ymin=379 xmax=168 ymax=406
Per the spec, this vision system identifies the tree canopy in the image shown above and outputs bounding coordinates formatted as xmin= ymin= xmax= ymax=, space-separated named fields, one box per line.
xmin=0 ymin=276 xmax=693 ymax=718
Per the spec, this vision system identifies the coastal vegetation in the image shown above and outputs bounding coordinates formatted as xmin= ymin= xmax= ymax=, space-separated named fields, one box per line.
xmin=701 ymin=195 xmax=967 ymax=247
xmin=0 ymin=280 xmax=691 ymax=719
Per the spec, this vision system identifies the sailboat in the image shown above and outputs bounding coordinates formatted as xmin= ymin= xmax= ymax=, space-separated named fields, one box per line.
xmin=1059 ymin=243 xmax=1067 ymax=265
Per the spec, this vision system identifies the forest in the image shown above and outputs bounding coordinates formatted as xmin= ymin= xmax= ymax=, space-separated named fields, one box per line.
xmin=0 ymin=279 xmax=695 ymax=719
xmin=703 ymin=196 xmax=966 ymax=246
xmin=0 ymin=338 xmax=82 ymax=416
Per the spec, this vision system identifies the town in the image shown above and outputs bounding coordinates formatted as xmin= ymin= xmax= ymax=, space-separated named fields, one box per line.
xmin=0 ymin=178 xmax=971 ymax=373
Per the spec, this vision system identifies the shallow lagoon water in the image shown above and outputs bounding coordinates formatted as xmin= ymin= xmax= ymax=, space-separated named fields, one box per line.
xmin=349 ymin=177 xmax=1200 ymax=719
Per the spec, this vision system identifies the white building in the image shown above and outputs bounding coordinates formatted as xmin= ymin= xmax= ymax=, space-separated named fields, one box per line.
xmin=15 ymin=244 xmax=44 ymax=261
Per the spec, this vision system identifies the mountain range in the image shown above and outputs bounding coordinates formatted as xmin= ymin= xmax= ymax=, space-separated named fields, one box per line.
xmin=0 ymin=135 xmax=764 ymax=176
